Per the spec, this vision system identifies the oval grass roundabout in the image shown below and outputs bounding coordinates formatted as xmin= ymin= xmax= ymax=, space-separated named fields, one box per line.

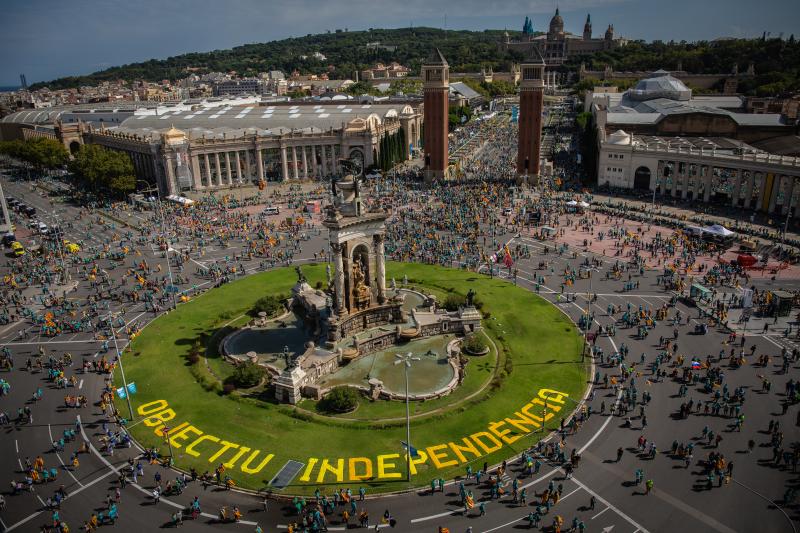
xmin=115 ymin=262 xmax=587 ymax=495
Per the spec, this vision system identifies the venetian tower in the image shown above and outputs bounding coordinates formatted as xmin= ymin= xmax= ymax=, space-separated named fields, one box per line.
xmin=517 ymin=47 xmax=546 ymax=185
xmin=422 ymin=48 xmax=450 ymax=183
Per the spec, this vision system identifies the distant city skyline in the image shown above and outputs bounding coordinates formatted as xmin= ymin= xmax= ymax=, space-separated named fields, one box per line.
xmin=1 ymin=0 xmax=798 ymax=87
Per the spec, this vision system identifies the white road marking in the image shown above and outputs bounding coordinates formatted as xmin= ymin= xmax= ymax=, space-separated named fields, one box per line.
xmin=569 ymin=476 xmax=650 ymax=533
xmin=15 ymin=439 xmax=19 ymax=453
xmin=78 ymin=379 xmax=84 ymax=389
xmin=592 ymin=506 xmax=611 ymax=519
xmin=48 ymin=423 xmax=84 ymax=487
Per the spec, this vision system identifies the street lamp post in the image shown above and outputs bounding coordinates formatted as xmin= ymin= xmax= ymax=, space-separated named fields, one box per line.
xmin=107 ymin=311 xmax=134 ymax=421
xmin=581 ymin=266 xmax=599 ymax=362
xmin=395 ymin=352 xmax=420 ymax=482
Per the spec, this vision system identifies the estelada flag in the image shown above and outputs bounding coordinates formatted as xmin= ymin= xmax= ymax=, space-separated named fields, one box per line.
xmin=503 ymin=245 xmax=513 ymax=268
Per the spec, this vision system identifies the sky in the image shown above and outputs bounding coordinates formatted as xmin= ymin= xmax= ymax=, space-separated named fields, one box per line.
xmin=1 ymin=0 xmax=798 ymax=86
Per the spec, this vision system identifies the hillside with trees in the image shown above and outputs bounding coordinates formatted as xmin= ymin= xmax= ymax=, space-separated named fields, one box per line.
xmin=29 ymin=27 xmax=800 ymax=97
xmin=30 ymin=28 xmax=524 ymax=91
xmin=565 ymin=36 xmax=800 ymax=96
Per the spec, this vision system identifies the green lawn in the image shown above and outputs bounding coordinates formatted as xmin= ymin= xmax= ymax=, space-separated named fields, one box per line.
xmin=116 ymin=262 xmax=587 ymax=495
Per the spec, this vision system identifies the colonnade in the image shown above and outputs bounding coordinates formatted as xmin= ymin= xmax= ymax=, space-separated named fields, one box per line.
xmin=189 ymin=143 xmax=343 ymax=190
xmin=655 ymin=159 xmax=800 ymax=214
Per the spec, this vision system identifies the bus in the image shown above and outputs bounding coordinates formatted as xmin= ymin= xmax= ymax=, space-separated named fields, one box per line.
xmin=263 ymin=206 xmax=280 ymax=216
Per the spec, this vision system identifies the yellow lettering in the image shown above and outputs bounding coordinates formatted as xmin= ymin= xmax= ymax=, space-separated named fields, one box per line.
xmin=208 ymin=440 xmax=240 ymax=464
xmin=137 ymin=399 xmax=168 ymax=416
xmin=426 ymin=444 xmax=459 ymax=469
xmin=168 ymin=424 xmax=201 ymax=447
xmin=505 ymin=411 xmax=540 ymax=434
xmin=224 ymin=447 xmax=251 ymax=469
xmin=185 ymin=435 xmax=220 ymax=457
xmin=489 ymin=420 xmax=521 ymax=445
xmin=299 ymin=458 xmax=318 ymax=482
xmin=376 ymin=454 xmax=402 ymax=479
xmin=448 ymin=438 xmax=483 ymax=463
xmin=157 ymin=421 xmax=188 ymax=438
xmin=240 ymin=450 xmax=274 ymax=474
xmin=348 ymin=457 xmax=373 ymax=481
xmin=470 ymin=431 xmax=503 ymax=454
xmin=538 ymin=388 xmax=569 ymax=405
xmin=408 ymin=450 xmax=429 ymax=476
xmin=142 ymin=409 xmax=175 ymax=428
xmin=316 ymin=458 xmax=345 ymax=483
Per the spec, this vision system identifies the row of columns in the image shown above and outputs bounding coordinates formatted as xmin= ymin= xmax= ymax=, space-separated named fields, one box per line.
xmin=190 ymin=144 xmax=342 ymax=190
xmin=656 ymin=160 xmax=799 ymax=213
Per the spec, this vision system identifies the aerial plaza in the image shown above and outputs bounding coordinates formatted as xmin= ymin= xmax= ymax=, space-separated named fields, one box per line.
xmin=117 ymin=176 xmax=586 ymax=494
xmin=2 ymin=7 xmax=800 ymax=532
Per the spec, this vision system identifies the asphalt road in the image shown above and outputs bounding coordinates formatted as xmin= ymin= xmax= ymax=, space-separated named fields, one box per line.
xmin=1 ymin=175 xmax=798 ymax=533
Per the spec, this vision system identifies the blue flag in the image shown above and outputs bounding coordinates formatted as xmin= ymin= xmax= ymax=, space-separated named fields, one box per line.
xmin=401 ymin=441 xmax=420 ymax=458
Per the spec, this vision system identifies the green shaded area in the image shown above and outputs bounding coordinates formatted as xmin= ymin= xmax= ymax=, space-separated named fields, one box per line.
xmin=116 ymin=263 xmax=586 ymax=495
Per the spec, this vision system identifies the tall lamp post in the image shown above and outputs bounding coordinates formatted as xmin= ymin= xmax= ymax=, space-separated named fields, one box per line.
xmin=580 ymin=266 xmax=599 ymax=362
xmin=106 ymin=311 xmax=134 ymax=421
xmin=395 ymin=352 xmax=420 ymax=482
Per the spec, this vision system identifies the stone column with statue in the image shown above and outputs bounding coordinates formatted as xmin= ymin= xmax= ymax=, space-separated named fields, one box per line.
xmin=331 ymin=242 xmax=345 ymax=315
xmin=374 ymin=234 xmax=386 ymax=303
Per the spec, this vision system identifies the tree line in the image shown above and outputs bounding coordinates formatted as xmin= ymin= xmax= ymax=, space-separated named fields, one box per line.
xmin=375 ymin=128 xmax=407 ymax=171
xmin=0 ymin=137 xmax=135 ymax=196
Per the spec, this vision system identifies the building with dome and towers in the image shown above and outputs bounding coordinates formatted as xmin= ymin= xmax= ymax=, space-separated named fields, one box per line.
xmin=499 ymin=8 xmax=626 ymax=67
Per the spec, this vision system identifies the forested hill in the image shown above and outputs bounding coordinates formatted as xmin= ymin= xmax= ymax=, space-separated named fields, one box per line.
xmin=30 ymin=27 xmax=800 ymax=96
xmin=30 ymin=28 xmax=521 ymax=90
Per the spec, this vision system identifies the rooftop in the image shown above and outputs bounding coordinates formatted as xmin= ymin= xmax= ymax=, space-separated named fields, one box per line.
xmin=116 ymin=103 xmax=417 ymax=140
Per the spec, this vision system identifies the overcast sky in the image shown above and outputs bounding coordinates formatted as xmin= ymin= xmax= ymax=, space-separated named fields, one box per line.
xmin=1 ymin=0 xmax=798 ymax=86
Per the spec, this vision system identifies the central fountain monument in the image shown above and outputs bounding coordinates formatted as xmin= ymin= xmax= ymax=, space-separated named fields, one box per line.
xmin=226 ymin=170 xmax=482 ymax=405
xmin=322 ymin=174 xmax=404 ymax=345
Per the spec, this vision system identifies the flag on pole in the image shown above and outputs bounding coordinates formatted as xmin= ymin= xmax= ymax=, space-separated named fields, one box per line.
xmin=116 ymin=382 xmax=137 ymax=399
xmin=401 ymin=441 xmax=420 ymax=458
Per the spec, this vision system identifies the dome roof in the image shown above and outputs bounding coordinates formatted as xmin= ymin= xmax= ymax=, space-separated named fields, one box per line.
xmin=549 ymin=8 xmax=564 ymax=31
xmin=628 ymin=74 xmax=691 ymax=102
xmin=607 ymin=130 xmax=631 ymax=145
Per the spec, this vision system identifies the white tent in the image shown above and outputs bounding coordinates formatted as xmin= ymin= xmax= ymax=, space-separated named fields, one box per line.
xmin=702 ymin=224 xmax=735 ymax=237
xmin=565 ymin=200 xmax=578 ymax=206
xmin=578 ymin=201 xmax=590 ymax=208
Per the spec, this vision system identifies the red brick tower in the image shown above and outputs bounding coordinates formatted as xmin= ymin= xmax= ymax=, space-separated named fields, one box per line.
xmin=423 ymin=48 xmax=449 ymax=182
xmin=517 ymin=48 xmax=546 ymax=185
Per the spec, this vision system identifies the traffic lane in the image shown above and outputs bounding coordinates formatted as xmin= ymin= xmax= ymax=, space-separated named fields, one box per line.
xmin=507 ymin=247 xmax=794 ymax=531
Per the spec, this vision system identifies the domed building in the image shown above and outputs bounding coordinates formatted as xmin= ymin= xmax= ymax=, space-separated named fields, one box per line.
xmin=586 ymin=71 xmax=799 ymax=214
xmin=499 ymin=8 xmax=626 ymax=66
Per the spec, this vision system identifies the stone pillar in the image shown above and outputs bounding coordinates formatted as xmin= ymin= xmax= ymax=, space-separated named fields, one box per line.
xmin=245 ymin=150 xmax=252 ymax=180
xmin=164 ymin=155 xmax=177 ymax=195
xmin=225 ymin=152 xmax=233 ymax=185
xmin=320 ymin=145 xmax=328 ymax=176
xmin=374 ymin=234 xmax=386 ymax=304
xmin=281 ymin=146 xmax=289 ymax=181
xmin=703 ymin=172 xmax=712 ymax=202
xmin=311 ymin=145 xmax=318 ymax=177
xmin=191 ymin=155 xmax=203 ymax=190
xmin=203 ymin=153 xmax=211 ymax=187
xmin=744 ymin=172 xmax=754 ymax=209
xmin=331 ymin=242 xmax=345 ymax=315
xmin=214 ymin=153 xmax=222 ymax=187
xmin=768 ymin=174 xmax=781 ymax=213
xmin=730 ymin=169 xmax=741 ymax=207
xmin=256 ymin=148 xmax=265 ymax=182
xmin=292 ymin=146 xmax=299 ymax=179
xmin=302 ymin=146 xmax=308 ymax=179
xmin=783 ymin=176 xmax=795 ymax=215
xmin=235 ymin=151 xmax=242 ymax=182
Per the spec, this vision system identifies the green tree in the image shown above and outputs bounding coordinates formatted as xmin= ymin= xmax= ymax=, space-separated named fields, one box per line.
xmin=318 ymin=386 xmax=360 ymax=413
xmin=227 ymin=361 xmax=265 ymax=389
xmin=250 ymin=294 xmax=287 ymax=317
xmin=68 ymin=144 xmax=136 ymax=195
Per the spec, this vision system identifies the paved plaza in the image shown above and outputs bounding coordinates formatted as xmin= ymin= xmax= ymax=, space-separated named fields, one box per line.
xmin=0 ymin=111 xmax=799 ymax=533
